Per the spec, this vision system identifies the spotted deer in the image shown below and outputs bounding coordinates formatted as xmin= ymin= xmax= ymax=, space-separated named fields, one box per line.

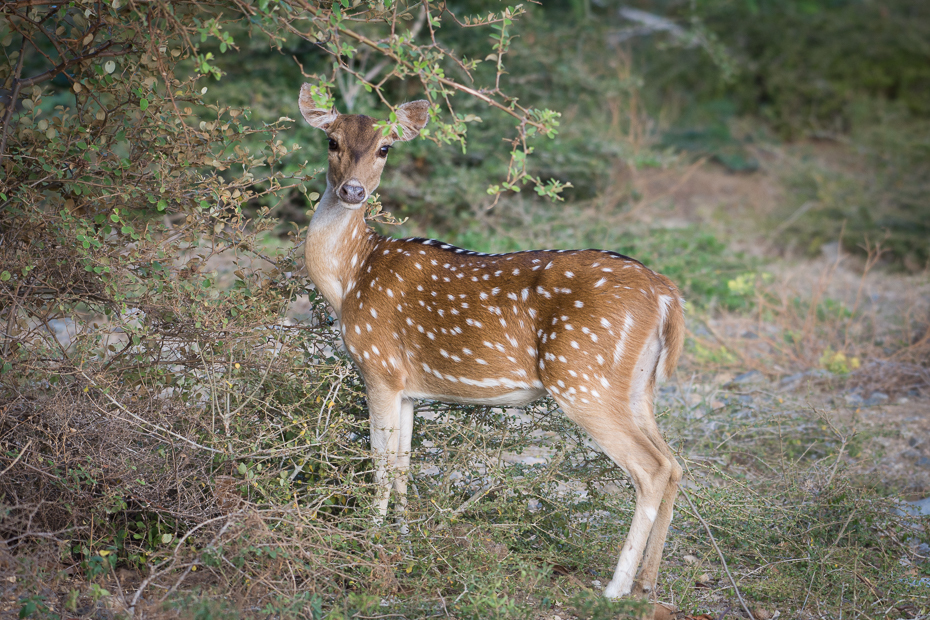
xmin=299 ymin=83 xmax=685 ymax=599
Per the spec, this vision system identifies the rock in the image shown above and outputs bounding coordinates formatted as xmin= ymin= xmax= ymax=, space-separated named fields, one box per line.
xmin=683 ymin=554 xmax=699 ymax=565
xmin=821 ymin=241 xmax=843 ymax=261
xmin=780 ymin=369 xmax=828 ymax=389
xmin=909 ymin=498 xmax=930 ymax=516
xmin=918 ymin=457 xmax=930 ymax=469
xmin=47 ymin=318 xmax=77 ymax=348
xmin=732 ymin=370 xmax=762 ymax=384
xmin=753 ymin=608 xmax=774 ymax=620
xmin=844 ymin=392 xmax=865 ymax=405
xmin=864 ymin=392 xmax=889 ymax=406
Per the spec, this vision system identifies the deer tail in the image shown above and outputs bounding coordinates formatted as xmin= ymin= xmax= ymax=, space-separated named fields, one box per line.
xmin=656 ymin=294 xmax=685 ymax=382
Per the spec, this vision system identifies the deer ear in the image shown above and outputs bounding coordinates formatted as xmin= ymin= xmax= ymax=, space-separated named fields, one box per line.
xmin=392 ymin=100 xmax=430 ymax=141
xmin=299 ymin=83 xmax=339 ymax=130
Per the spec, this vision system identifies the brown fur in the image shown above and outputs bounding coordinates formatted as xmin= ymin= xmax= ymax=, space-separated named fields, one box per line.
xmin=299 ymin=84 xmax=685 ymax=599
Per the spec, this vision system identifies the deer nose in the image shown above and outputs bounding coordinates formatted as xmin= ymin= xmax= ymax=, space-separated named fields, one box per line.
xmin=338 ymin=182 xmax=366 ymax=204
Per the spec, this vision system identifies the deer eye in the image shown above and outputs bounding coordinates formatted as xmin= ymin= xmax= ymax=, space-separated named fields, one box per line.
xmin=377 ymin=145 xmax=390 ymax=158
xmin=328 ymin=138 xmax=338 ymax=151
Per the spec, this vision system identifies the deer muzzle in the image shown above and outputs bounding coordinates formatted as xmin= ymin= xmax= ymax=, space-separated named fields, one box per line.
xmin=337 ymin=179 xmax=367 ymax=206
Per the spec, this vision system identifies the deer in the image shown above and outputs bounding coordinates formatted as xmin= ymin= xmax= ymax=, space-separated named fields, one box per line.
xmin=298 ymin=83 xmax=685 ymax=600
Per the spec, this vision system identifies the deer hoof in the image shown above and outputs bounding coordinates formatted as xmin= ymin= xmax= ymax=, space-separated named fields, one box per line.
xmin=631 ymin=580 xmax=653 ymax=597
xmin=602 ymin=579 xmax=631 ymax=600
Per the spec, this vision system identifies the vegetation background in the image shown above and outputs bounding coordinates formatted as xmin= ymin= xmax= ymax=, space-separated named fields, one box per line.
xmin=1 ymin=0 xmax=928 ymax=618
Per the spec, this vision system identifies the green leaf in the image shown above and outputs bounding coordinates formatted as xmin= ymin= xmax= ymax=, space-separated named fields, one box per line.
xmin=156 ymin=199 xmax=167 ymax=211
xmin=139 ymin=98 xmax=149 ymax=111
xmin=0 ymin=271 xmax=10 ymax=281
xmin=18 ymin=599 xmax=37 ymax=618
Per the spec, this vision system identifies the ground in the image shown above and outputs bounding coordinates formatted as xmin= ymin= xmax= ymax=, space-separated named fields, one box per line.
xmin=3 ymin=144 xmax=928 ymax=620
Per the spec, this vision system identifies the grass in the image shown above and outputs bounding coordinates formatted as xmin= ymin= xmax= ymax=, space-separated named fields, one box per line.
xmin=4 ymin=178 xmax=928 ymax=620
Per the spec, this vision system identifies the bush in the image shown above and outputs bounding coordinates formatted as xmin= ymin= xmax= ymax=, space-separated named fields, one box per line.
xmin=0 ymin=1 xmax=570 ymax=615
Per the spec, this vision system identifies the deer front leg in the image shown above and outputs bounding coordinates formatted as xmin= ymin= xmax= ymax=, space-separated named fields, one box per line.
xmin=368 ymin=387 xmax=403 ymax=522
xmin=393 ymin=397 xmax=415 ymax=533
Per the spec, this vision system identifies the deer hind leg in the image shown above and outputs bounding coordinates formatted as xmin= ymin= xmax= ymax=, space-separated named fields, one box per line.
xmin=601 ymin=420 xmax=673 ymax=599
xmin=627 ymin=385 xmax=681 ymax=596
xmin=632 ymin=416 xmax=681 ymax=596
xmin=556 ymin=397 xmax=673 ymax=600
xmin=367 ymin=387 xmax=404 ymax=522
xmin=624 ymin=333 xmax=681 ymax=597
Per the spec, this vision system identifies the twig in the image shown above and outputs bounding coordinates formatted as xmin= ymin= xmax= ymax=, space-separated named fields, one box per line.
xmin=766 ymin=200 xmax=818 ymax=248
xmin=681 ymin=488 xmax=755 ymax=620
xmin=0 ymin=439 xmax=32 ymax=477
xmin=0 ymin=33 xmax=26 ymax=163
xmin=108 ymin=560 xmax=128 ymax=612
xmin=450 ymin=481 xmax=499 ymax=518
xmin=128 ymin=512 xmax=239 ymax=616
xmin=824 ymin=423 xmax=849 ymax=489
xmin=696 ymin=319 xmax=759 ymax=370
xmin=80 ymin=371 xmax=221 ymax=453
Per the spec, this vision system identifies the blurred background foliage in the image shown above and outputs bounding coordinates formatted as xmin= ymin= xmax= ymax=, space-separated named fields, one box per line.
xmin=189 ymin=0 xmax=930 ymax=267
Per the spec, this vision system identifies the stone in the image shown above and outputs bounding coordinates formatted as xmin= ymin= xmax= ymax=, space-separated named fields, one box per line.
xmin=683 ymin=554 xmax=699 ymax=565
xmin=821 ymin=241 xmax=843 ymax=261
xmin=780 ymin=369 xmax=828 ymax=389
xmin=732 ymin=370 xmax=762 ymax=384
xmin=909 ymin=498 xmax=930 ymax=516
xmin=844 ymin=392 xmax=865 ymax=405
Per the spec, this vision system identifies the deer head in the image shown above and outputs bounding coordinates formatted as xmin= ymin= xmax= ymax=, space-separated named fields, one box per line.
xmin=298 ymin=84 xmax=429 ymax=208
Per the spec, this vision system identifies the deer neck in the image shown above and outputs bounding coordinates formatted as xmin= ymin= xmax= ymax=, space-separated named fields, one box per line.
xmin=305 ymin=187 xmax=376 ymax=318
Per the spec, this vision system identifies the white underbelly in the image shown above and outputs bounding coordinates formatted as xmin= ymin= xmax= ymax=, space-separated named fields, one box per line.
xmin=404 ymin=387 xmax=547 ymax=407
